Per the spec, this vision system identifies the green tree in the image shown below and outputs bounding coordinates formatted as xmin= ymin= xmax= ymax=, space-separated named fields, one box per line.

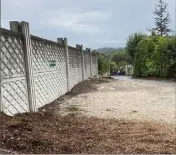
xmin=126 ymin=33 xmax=147 ymax=61
xmin=98 ymin=55 xmax=109 ymax=75
xmin=109 ymin=61 xmax=118 ymax=73
xmin=150 ymin=0 xmax=171 ymax=36
xmin=134 ymin=38 xmax=156 ymax=77
xmin=111 ymin=50 xmax=132 ymax=64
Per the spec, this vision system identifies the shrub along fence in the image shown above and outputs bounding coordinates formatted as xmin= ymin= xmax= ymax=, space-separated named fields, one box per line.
xmin=0 ymin=21 xmax=98 ymax=116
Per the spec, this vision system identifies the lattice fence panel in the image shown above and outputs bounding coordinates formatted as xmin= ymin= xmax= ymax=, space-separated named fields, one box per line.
xmin=84 ymin=51 xmax=90 ymax=80
xmin=1 ymin=29 xmax=29 ymax=116
xmin=31 ymin=39 xmax=46 ymax=72
xmin=45 ymin=44 xmax=66 ymax=70
xmin=31 ymin=38 xmax=67 ymax=109
xmin=0 ymin=31 xmax=25 ymax=78
xmin=2 ymin=79 xmax=29 ymax=116
xmin=34 ymin=74 xmax=48 ymax=109
xmin=69 ymin=48 xmax=79 ymax=89
xmin=47 ymin=71 xmax=67 ymax=103
xmin=31 ymin=38 xmax=66 ymax=73
xmin=34 ymin=72 xmax=67 ymax=109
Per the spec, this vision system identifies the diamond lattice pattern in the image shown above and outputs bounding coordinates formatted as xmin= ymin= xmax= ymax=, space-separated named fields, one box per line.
xmin=69 ymin=48 xmax=79 ymax=89
xmin=31 ymin=38 xmax=67 ymax=108
xmin=31 ymin=38 xmax=66 ymax=73
xmin=1 ymin=30 xmax=29 ymax=116
xmin=2 ymin=80 xmax=29 ymax=116
xmin=0 ymin=32 xmax=25 ymax=78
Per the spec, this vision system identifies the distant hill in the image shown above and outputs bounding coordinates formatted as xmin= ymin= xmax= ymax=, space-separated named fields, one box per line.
xmin=96 ymin=47 xmax=125 ymax=55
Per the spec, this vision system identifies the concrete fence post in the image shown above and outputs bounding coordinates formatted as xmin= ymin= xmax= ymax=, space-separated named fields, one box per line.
xmin=21 ymin=21 xmax=37 ymax=112
xmin=0 ymin=34 xmax=2 ymax=113
xmin=9 ymin=21 xmax=36 ymax=112
xmin=96 ymin=52 xmax=99 ymax=75
xmin=10 ymin=21 xmax=22 ymax=32
xmin=76 ymin=44 xmax=80 ymax=81
xmin=80 ymin=45 xmax=85 ymax=81
xmin=58 ymin=38 xmax=70 ymax=91
xmin=86 ymin=48 xmax=90 ymax=78
xmin=76 ymin=44 xmax=80 ymax=49
xmin=76 ymin=44 xmax=85 ymax=81
xmin=89 ymin=48 xmax=93 ymax=78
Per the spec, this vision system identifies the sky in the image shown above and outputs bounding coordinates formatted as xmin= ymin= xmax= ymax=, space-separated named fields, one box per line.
xmin=1 ymin=0 xmax=175 ymax=49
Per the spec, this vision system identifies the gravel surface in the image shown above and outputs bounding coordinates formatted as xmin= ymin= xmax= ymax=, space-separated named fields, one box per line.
xmin=59 ymin=76 xmax=176 ymax=124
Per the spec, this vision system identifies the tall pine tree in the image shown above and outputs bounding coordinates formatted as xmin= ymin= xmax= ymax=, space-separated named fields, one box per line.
xmin=150 ymin=0 xmax=171 ymax=36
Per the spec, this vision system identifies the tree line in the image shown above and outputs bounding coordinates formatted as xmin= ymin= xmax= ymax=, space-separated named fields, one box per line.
xmin=98 ymin=0 xmax=175 ymax=78
xmin=127 ymin=0 xmax=175 ymax=78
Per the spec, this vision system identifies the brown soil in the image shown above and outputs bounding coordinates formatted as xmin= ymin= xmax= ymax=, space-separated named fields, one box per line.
xmin=66 ymin=78 xmax=110 ymax=96
xmin=0 ymin=78 xmax=175 ymax=154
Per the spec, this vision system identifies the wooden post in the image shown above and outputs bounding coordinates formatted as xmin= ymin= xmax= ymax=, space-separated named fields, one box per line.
xmin=58 ymin=38 xmax=70 ymax=91
xmin=21 ymin=21 xmax=37 ymax=112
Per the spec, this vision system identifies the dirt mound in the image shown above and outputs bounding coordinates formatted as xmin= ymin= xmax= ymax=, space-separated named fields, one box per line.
xmin=66 ymin=78 xmax=110 ymax=96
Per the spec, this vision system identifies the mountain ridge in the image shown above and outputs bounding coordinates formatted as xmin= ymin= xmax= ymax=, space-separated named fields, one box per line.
xmin=96 ymin=47 xmax=125 ymax=54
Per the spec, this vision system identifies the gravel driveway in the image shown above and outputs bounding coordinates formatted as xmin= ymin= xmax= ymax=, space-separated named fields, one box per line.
xmin=59 ymin=76 xmax=176 ymax=124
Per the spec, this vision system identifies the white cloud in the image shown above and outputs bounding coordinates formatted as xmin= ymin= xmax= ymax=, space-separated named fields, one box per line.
xmin=43 ymin=10 xmax=110 ymax=33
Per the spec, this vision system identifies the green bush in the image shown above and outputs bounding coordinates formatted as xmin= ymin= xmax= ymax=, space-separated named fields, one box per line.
xmin=98 ymin=55 xmax=109 ymax=75
xmin=167 ymin=36 xmax=176 ymax=77
xmin=134 ymin=38 xmax=156 ymax=77
xmin=157 ymin=36 xmax=176 ymax=77
xmin=109 ymin=61 xmax=118 ymax=73
xmin=133 ymin=35 xmax=176 ymax=78
xmin=168 ymin=62 xmax=176 ymax=78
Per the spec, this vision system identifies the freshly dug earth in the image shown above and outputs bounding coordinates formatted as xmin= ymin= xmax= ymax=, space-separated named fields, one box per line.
xmin=0 ymin=78 xmax=175 ymax=154
xmin=66 ymin=78 xmax=110 ymax=96
xmin=0 ymin=112 xmax=175 ymax=154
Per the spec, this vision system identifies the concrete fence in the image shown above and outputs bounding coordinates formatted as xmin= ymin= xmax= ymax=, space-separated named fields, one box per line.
xmin=0 ymin=21 xmax=98 ymax=116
